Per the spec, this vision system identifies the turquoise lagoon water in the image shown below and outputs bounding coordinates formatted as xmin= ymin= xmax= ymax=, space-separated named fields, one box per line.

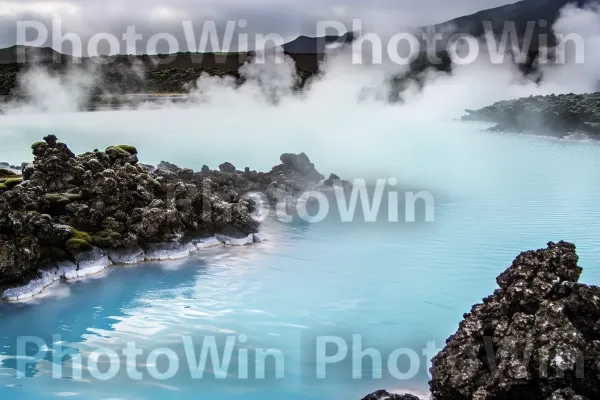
xmin=0 ymin=108 xmax=600 ymax=399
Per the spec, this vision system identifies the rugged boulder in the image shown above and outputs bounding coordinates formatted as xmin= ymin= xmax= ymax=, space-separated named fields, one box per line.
xmin=219 ymin=162 xmax=237 ymax=173
xmin=429 ymin=241 xmax=600 ymax=400
xmin=360 ymin=241 xmax=599 ymax=400
xmin=278 ymin=152 xmax=325 ymax=182
xmin=461 ymin=93 xmax=600 ymax=138
xmin=360 ymin=390 xmax=421 ymax=400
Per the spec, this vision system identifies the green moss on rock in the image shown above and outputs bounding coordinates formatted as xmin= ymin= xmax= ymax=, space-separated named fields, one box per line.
xmin=92 ymin=229 xmax=122 ymax=247
xmin=65 ymin=229 xmax=93 ymax=252
xmin=72 ymin=229 xmax=92 ymax=242
xmin=45 ymin=193 xmax=71 ymax=205
xmin=105 ymin=145 xmax=137 ymax=155
xmin=65 ymin=239 xmax=93 ymax=252
xmin=2 ymin=177 xmax=23 ymax=189
xmin=116 ymin=145 xmax=138 ymax=155
xmin=31 ymin=141 xmax=46 ymax=151
xmin=94 ymin=229 xmax=121 ymax=239
xmin=64 ymin=193 xmax=84 ymax=201
xmin=105 ymin=146 xmax=128 ymax=155
xmin=0 ymin=168 xmax=18 ymax=178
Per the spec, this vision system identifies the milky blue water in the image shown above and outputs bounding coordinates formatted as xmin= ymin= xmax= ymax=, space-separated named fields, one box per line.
xmin=1 ymin=109 xmax=600 ymax=399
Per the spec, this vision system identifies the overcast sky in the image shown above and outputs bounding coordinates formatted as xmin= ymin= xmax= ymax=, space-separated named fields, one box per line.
xmin=0 ymin=0 xmax=519 ymax=53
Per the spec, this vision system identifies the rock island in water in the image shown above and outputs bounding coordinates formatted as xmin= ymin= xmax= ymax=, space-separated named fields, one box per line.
xmin=0 ymin=135 xmax=348 ymax=301
xmin=363 ymin=241 xmax=600 ymax=400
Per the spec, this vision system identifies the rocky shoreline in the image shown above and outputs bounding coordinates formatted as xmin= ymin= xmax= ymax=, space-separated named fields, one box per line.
xmin=3 ymin=141 xmax=599 ymax=399
xmin=0 ymin=135 xmax=348 ymax=301
xmin=461 ymin=92 xmax=600 ymax=138
xmin=362 ymin=241 xmax=599 ymax=400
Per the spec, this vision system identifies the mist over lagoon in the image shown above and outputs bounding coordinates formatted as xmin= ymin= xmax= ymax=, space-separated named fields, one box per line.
xmin=2 ymin=1 xmax=600 ymax=400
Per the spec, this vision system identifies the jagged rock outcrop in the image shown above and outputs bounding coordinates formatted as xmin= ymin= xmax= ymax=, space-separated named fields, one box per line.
xmin=278 ymin=152 xmax=325 ymax=182
xmin=0 ymin=135 xmax=347 ymax=290
xmin=461 ymin=93 xmax=600 ymax=138
xmin=219 ymin=162 xmax=237 ymax=173
xmin=360 ymin=390 xmax=421 ymax=400
xmin=360 ymin=241 xmax=599 ymax=400
xmin=429 ymin=241 xmax=600 ymax=400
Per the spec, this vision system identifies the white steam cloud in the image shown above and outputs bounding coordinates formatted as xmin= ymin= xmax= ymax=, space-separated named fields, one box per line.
xmin=6 ymin=65 xmax=98 ymax=113
xmin=2 ymin=3 xmax=600 ymax=120
xmin=546 ymin=3 xmax=600 ymax=93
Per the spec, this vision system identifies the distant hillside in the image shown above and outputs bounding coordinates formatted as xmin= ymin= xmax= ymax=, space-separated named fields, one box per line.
xmin=408 ymin=0 xmax=599 ymax=86
xmin=0 ymin=32 xmax=356 ymax=65
xmin=282 ymin=32 xmax=356 ymax=54
xmin=0 ymin=34 xmax=357 ymax=98
xmin=0 ymin=46 xmax=70 ymax=64
xmin=430 ymin=0 xmax=592 ymax=42
xmin=1 ymin=0 xmax=598 ymax=100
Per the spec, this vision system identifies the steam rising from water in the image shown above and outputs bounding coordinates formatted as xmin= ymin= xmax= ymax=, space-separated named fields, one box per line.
xmin=3 ymin=4 xmax=600 ymax=117
xmin=2 ymin=10 xmax=600 ymax=400
xmin=2 ymin=4 xmax=600 ymax=192
xmin=9 ymin=66 xmax=98 ymax=113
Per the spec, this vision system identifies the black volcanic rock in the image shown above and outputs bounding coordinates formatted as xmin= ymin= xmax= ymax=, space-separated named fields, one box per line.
xmin=157 ymin=160 xmax=181 ymax=173
xmin=429 ymin=0 xmax=593 ymax=45
xmin=361 ymin=390 xmax=421 ymax=400
xmin=0 ymin=136 xmax=342 ymax=287
xmin=324 ymin=173 xmax=342 ymax=187
xmin=361 ymin=241 xmax=600 ymax=400
xmin=395 ymin=0 xmax=598 ymax=99
xmin=219 ymin=162 xmax=237 ymax=173
xmin=282 ymin=32 xmax=356 ymax=54
xmin=461 ymin=92 xmax=600 ymax=137
xmin=278 ymin=152 xmax=325 ymax=182
xmin=429 ymin=241 xmax=600 ymax=400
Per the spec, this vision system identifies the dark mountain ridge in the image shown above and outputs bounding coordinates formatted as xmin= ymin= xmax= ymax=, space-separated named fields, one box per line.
xmin=0 ymin=0 xmax=597 ymax=100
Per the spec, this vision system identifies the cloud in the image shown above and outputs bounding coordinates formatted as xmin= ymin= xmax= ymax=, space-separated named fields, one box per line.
xmin=0 ymin=0 xmax=518 ymax=52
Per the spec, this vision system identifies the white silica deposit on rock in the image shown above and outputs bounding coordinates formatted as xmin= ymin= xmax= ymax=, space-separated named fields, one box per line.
xmin=253 ymin=233 xmax=269 ymax=243
xmin=1 ymin=235 xmax=269 ymax=302
xmin=1 ymin=248 xmax=115 ymax=301
xmin=1 ymin=262 xmax=73 ymax=301
xmin=216 ymin=234 xmax=255 ymax=246
xmin=144 ymin=242 xmax=191 ymax=261
xmin=390 ymin=388 xmax=431 ymax=399
xmin=108 ymin=246 xmax=146 ymax=264
xmin=72 ymin=248 xmax=112 ymax=278
xmin=194 ymin=237 xmax=222 ymax=250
